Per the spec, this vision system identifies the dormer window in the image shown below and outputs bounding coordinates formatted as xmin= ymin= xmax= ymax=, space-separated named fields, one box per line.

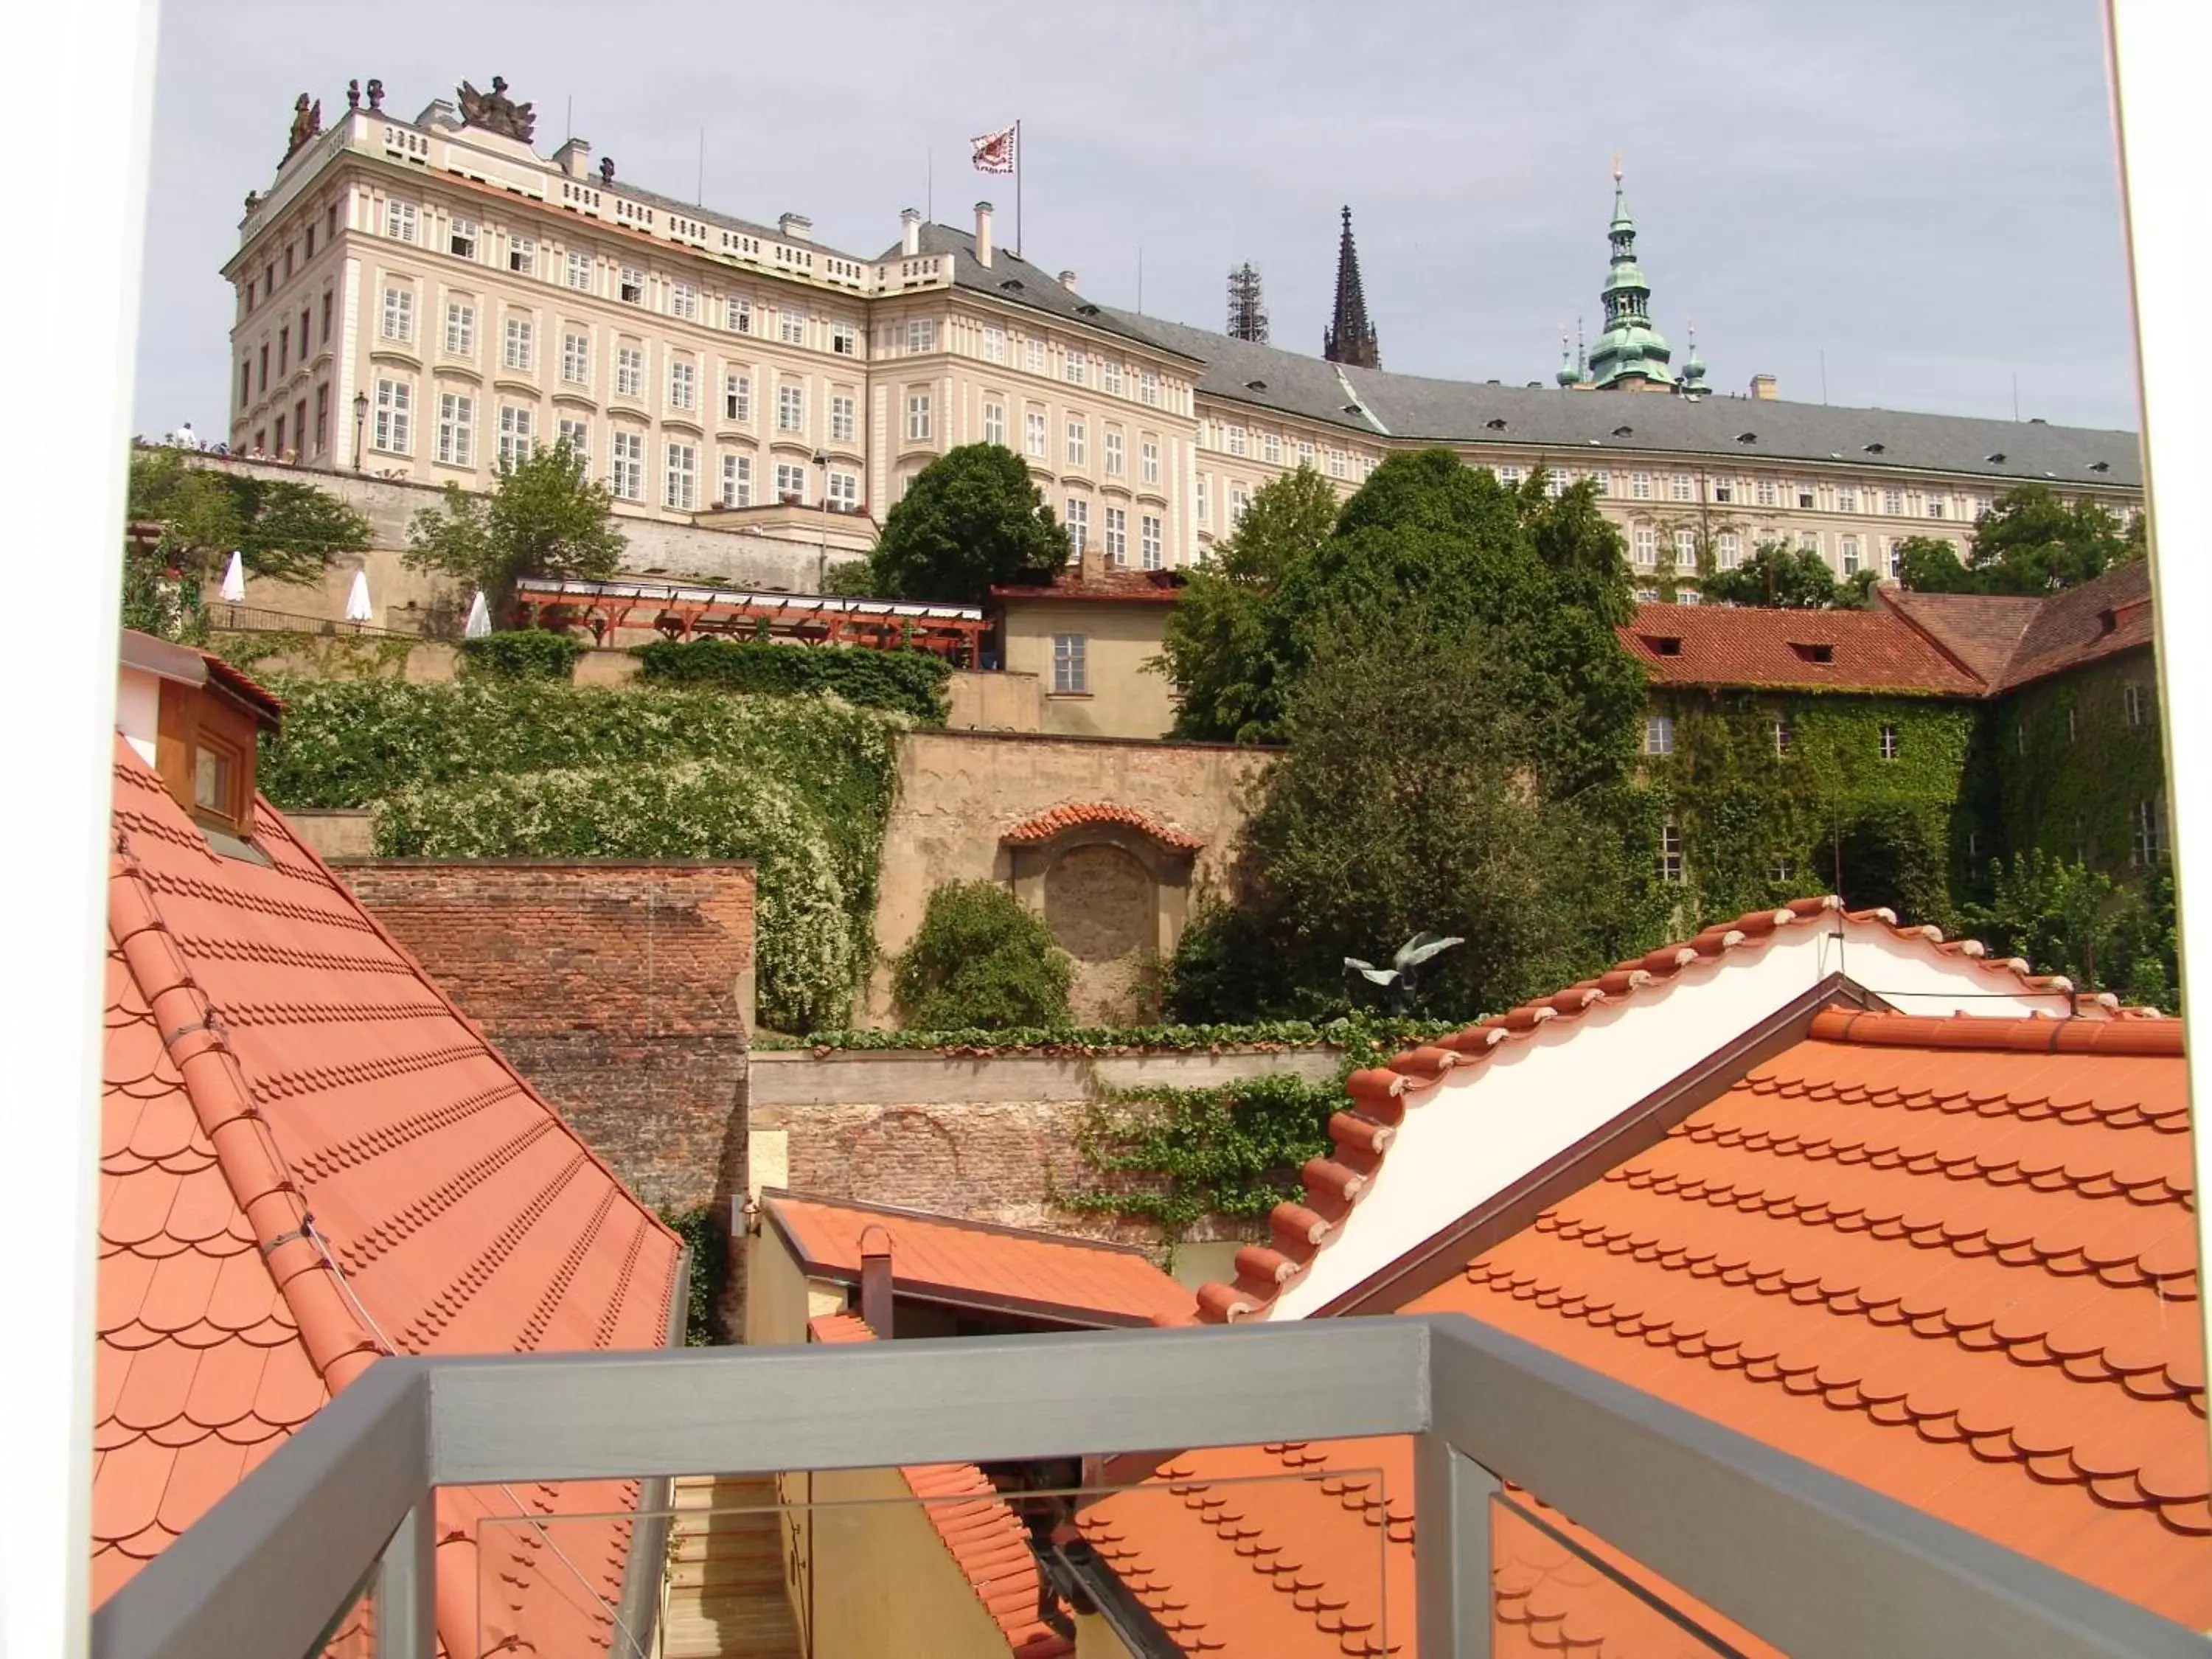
xmin=1863 ymin=442 xmax=1887 ymax=454
xmin=1643 ymin=634 xmax=1683 ymax=656
xmin=1486 ymin=417 xmax=1508 ymax=431
xmin=1611 ymin=425 xmax=1633 ymax=437
xmin=116 ymin=630 xmax=282 ymax=849
xmin=1736 ymin=431 xmax=1758 ymax=445
xmin=1986 ymin=452 xmax=2007 ymax=465
xmin=2090 ymin=460 xmax=2112 ymax=473
xmin=1791 ymin=641 xmax=1835 ymax=665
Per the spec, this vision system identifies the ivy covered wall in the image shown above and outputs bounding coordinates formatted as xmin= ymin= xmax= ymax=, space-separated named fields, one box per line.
xmin=1990 ymin=647 xmax=2166 ymax=873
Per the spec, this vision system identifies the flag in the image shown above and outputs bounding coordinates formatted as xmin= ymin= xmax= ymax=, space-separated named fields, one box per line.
xmin=971 ymin=125 xmax=1016 ymax=174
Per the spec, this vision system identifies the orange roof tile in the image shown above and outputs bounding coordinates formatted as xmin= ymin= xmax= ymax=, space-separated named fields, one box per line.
xmin=810 ymin=1313 xmax=1073 ymax=1657
xmin=990 ymin=569 xmax=1187 ymax=605
xmin=1619 ymin=603 xmax=1985 ymax=695
xmin=99 ymin=737 xmax=684 ymax=1658
xmin=1874 ymin=588 xmax=2045 ymax=685
xmin=1192 ymin=897 xmax=2098 ymax=1327
xmin=767 ymin=1193 xmax=1192 ymax=1329
xmin=1088 ymin=1009 xmax=2211 ymax=1651
xmin=1000 ymin=803 xmax=1206 ymax=852
xmin=1989 ymin=557 xmax=2156 ymax=691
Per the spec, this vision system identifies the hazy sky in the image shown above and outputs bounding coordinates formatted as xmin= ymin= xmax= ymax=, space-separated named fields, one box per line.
xmin=133 ymin=0 xmax=2140 ymax=437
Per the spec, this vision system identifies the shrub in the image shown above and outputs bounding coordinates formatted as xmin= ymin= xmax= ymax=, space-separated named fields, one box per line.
xmin=1160 ymin=897 xmax=1301 ymax=1023
xmin=459 ymin=630 xmax=585 ymax=681
xmin=658 ymin=1206 xmax=730 ymax=1345
xmin=892 ymin=881 xmax=1073 ymax=1030
xmin=631 ymin=638 xmax=950 ymax=723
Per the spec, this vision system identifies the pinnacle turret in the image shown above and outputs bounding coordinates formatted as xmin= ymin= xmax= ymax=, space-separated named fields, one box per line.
xmin=1323 ymin=206 xmax=1381 ymax=370
xmin=1585 ymin=158 xmax=1675 ymax=391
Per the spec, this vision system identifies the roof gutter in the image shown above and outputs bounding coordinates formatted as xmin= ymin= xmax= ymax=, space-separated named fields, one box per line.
xmin=611 ymin=1245 xmax=692 ymax=1659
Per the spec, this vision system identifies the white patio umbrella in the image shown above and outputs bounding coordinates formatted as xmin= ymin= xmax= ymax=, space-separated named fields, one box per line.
xmin=344 ymin=568 xmax=374 ymax=623
xmin=218 ymin=550 xmax=246 ymax=604
xmin=464 ymin=590 xmax=493 ymax=639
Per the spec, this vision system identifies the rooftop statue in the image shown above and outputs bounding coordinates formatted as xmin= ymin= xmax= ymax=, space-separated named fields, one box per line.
xmin=283 ymin=93 xmax=321 ymax=160
xmin=458 ymin=74 xmax=535 ymax=144
xmin=1345 ymin=931 xmax=1464 ymax=1014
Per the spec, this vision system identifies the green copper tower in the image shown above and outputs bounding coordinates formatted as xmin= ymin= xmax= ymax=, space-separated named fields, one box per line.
xmin=1585 ymin=157 xmax=1676 ymax=390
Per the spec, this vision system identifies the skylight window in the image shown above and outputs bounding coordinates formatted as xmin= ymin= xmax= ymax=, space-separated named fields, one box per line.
xmin=2090 ymin=460 xmax=2112 ymax=473
xmin=1612 ymin=425 xmax=1633 ymax=437
xmin=1736 ymin=431 xmax=1758 ymax=444
xmin=1485 ymin=417 xmax=1507 ymax=431
xmin=1986 ymin=452 xmax=2008 ymax=464
xmin=1863 ymin=442 xmax=1887 ymax=454
xmin=1246 ymin=379 xmax=1267 ymax=391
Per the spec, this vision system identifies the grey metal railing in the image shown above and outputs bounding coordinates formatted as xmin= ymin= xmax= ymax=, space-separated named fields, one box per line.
xmin=88 ymin=1315 xmax=2206 ymax=1659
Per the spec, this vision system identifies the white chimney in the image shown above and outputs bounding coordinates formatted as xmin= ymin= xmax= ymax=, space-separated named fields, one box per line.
xmin=779 ymin=213 xmax=813 ymax=244
xmin=900 ymin=208 xmax=921 ymax=258
xmin=553 ymin=137 xmax=592 ymax=178
xmin=974 ymin=201 xmax=994 ymax=268
xmin=1058 ymin=269 xmax=1079 ymax=291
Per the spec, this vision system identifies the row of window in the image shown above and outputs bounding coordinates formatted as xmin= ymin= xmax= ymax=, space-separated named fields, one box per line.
xmin=1652 ymin=799 xmax=2166 ymax=885
xmin=243 ymin=383 xmax=334 ymax=463
xmin=1203 ymin=421 xmax=1374 ymax=481
xmin=1058 ymin=500 xmax=1166 ymax=569
xmin=243 ymin=201 xmax=344 ymax=314
xmin=1642 ymin=714 xmax=1893 ymax=761
xmin=972 ymin=324 xmax=1169 ymax=410
xmin=240 ymin=288 xmax=338 ymax=408
xmin=2023 ymin=681 xmax=2159 ymax=750
xmin=1630 ymin=526 xmax=1952 ymax=582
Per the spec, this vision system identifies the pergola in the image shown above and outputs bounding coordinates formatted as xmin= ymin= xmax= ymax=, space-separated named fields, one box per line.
xmin=514 ymin=576 xmax=990 ymax=661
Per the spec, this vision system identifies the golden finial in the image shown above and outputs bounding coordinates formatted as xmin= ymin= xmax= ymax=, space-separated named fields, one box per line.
xmin=1612 ymin=151 xmax=1624 ymax=184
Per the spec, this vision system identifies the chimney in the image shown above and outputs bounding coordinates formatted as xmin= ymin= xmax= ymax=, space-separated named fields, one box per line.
xmin=900 ymin=207 xmax=921 ymax=258
xmin=1058 ymin=269 xmax=1079 ymax=291
xmin=974 ymin=201 xmax=994 ymax=268
xmin=116 ymin=629 xmax=282 ymax=844
xmin=1750 ymin=374 xmax=1778 ymax=401
xmin=779 ymin=213 xmax=813 ymax=244
xmin=858 ymin=1225 xmax=894 ymax=1338
xmin=552 ymin=136 xmax=591 ymax=178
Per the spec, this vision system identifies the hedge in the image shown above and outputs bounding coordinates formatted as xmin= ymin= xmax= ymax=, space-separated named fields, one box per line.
xmin=459 ymin=630 xmax=586 ymax=680
xmin=632 ymin=638 xmax=951 ymax=724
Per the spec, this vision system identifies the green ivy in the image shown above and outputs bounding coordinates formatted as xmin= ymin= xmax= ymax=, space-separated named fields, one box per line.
xmin=632 ymin=637 xmax=951 ymax=724
xmin=658 ymin=1205 xmax=729 ymax=1346
xmin=1991 ymin=652 xmax=2164 ymax=874
xmin=459 ymin=630 xmax=586 ymax=680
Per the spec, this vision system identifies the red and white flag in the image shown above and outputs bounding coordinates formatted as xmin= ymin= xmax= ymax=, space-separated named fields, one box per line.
xmin=971 ymin=125 xmax=1017 ymax=174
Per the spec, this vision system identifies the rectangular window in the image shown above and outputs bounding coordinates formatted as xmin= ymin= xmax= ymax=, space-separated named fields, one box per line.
xmin=1840 ymin=536 xmax=1861 ymax=574
xmin=1063 ymin=349 xmax=1088 ymax=386
xmin=1927 ymin=496 xmax=1947 ymax=519
xmin=664 ymin=441 xmax=698 ymax=509
xmin=1798 ymin=530 xmax=1820 ymax=555
xmin=1633 ymin=526 xmax=1658 ymax=567
xmin=1222 ymin=427 xmax=1245 ymax=461
xmin=611 ymin=430 xmax=644 ymax=500
xmin=1796 ymin=486 xmax=1816 ymax=509
xmin=1052 ymin=633 xmax=1088 ymax=695
xmin=1717 ymin=531 xmax=1742 ymax=568
xmin=906 ymin=319 xmax=935 ymax=353
xmin=619 ymin=266 xmax=645 ymax=305
xmin=831 ymin=394 xmax=856 ymax=443
xmin=983 ymin=400 xmax=1006 ymax=448
xmin=2125 ymin=683 xmax=2149 ymax=727
xmin=1105 ymin=431 xmax=1124 ymax=476
xmin=778 ymin=312 xmax=807 ymax=347
xmin=372 ymin=377 xmax=411 ymax=453
xmin=1499 ymin=465 xmax=1523 ymax=488
xmin=1297 ymin=439 xmax=1315 ymax=468
xmin=667 ymin=358 xmax=696 ymax=411
xmin=1264 ymin=433 xmax=1284 ymax=467
xmin=827 ymin=470 xmax=859 ymax=510
xmin=1329 ymin=450 xmax=1346 ymax=480
xmin=449 ymin=218 xmax=477 ymax=260
xmin=1882 ymin=489 xmax=1903 ymax=515
xmin=1065 ymin=497 xmax=1089 ymax=556
xmin=1025 ymin=338 xmax=1046 ymax=375
xmin=1139 ymin=369 xmax=1160 ymax=407
xmin=1755 ymin=479 xmax=1778 ymax=508
xmin=496 ymin=404 xmax=534 ymax=472
xmin=1713 ymin=481 xmax=1734 ymax=504
xmin=1589 ymin=470 xmax=1610 ymax=496
xmin=1837 ymin=487 xmax=1859 ymax=513
xmin=726 ymin=297 xmax=753 ymax=333
xmin=435 ymin=392 xmax=473 ymax=466
xmin=380 ymin=285 xmax=413 ymax=343
xmin=1230 ymin=483 xmax=1250 ymax=526
xmin=1545 ymin=471 xmax=1567 ymax=498
xmin=1669 ymin=473 xmax=1694 ymax=501
xmin=2134 ymin=796 xmax=2167 ymax=866
xmin=384 ymin=200 xmax=417 ymax=243
xmin=831 ymin=321 xmax=858 ymax=357
xmin=566 ymin=249 xmax=592 ymax=291
xmin=443 ymin=300 xmax=473 ymax=355
xmin=1630 ymin=472 xmax=1653 ymax=501
xmin=1105 ymin=506 xmax=1127 ymax=564
xmin=314 ymin=384 xmax=328 ymax=452
xmin=1644 ymin=714 xmax=1674 ymax=756
xmin=258 ymin=343 xmax=268 ymax=394
xmin=1103 ymin=361 xmax=1125 ymax=397
xmin=724 ymin=372 xmax=751 ymax=422
xmin=278 ymin=327 xmax=291 ymax=376
xmin=1674 ymin=529 xmax=1698 ymax=565
xmin=1141 ymin=439 xmax=1160 ymax=485
xmin=239 ymin=358 xmax=251 ymax=406
xmin=720 ymin=451 xmax=752 ymax=507
xmin=508 ymin=234 xmax=535 ymax=276
xmin=557 ymin=416 xmax=588 ymax=457
xmin=1659 ymin=821 xmax=1684 ymax=884
xmin=1196 ymin=474 xmax=1209 ymax=524
xmin=503 ymin=317 xmax=533 ymax=372
xmin=615 ymin=346 xmax=644 ymax=399
xmin=321 ymin=291 xmax=333 ymax=343
xmin=1065 ymin=420 xmax=1086 ymax=467
xmin=561 ymin=331 xmax=589 ymax=386
xmin=1024 ymin=410 xmax=1046 ymax=458
xmin=775 ymin=461 xmax=807 ymax=503
xmin=778 ymin=383 xmax=805 ymax=432
xmin=669 ymin=282 xmax=698 ymax=321
xmin=1141 ymin=514 xmax=1163 ymax=570
xmin=1879 ymin=724 xmax=1899 ymax=762
xmin=1885 ymin=538 xmax=1904 ymax=579
xmin=905 ymin=391 xmax=932 ymax=442
xmin=1773 ymin=716 xmax=1795 ymax=756
xmin=273 ymin=414 xmax=286 ymax=455
xmin=982 ymin=326 xmax=1007 ymax=364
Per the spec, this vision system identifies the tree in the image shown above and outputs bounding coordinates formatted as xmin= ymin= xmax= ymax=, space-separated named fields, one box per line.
xmin=1900 ymin=483 xmax=2143 ymax=596
xmin=403 ymin=438 xmax=625 ymax=614
xmin=892 ymin=880 xmax=1074 ymax=1029
xmin=1155 ymin=466 xmax=1338 ymax=741
xmin=1699 ymin=540 xmax=1853 ymax=609
xmin=1959 ymin=849 xmax=2176 ymax=1008
xmin=864 ymin=444 xmax=1069 ymax=602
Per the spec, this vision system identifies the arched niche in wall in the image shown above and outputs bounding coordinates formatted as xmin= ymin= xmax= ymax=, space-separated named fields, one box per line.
xmin=999 ymin=804 xmax=1205 ymax=1021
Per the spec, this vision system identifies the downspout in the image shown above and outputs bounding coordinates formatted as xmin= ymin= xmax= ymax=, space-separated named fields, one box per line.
xmin=611 ymin=1246 xmax=692 ymax=1658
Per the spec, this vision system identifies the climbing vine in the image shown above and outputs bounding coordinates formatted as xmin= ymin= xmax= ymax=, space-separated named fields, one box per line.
xmin=658 ymin=1206 xmax=730 ymax=1346
xmin=1991 ymin=653 xmax=2166 ymax=872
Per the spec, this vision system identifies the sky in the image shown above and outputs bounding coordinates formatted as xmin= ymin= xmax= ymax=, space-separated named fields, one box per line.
xmin=133 ymin=0 xmax=2140 ymax=437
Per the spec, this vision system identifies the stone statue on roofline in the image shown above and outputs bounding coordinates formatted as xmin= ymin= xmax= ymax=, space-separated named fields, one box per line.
xmin=1346 ymin=932 xmax=1464 ymax=1015
xmin=284 ymin=93 xmax=321 ymax=160
xmin=457 ymin=75 xmax=535 ymax=144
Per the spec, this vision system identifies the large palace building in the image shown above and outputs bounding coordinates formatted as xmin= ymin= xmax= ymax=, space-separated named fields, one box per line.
xmin=226 ymin=78 xmax=2141 ymax=592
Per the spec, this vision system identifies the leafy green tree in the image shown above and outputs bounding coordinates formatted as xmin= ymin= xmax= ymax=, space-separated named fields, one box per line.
xmin=403 ymin=438 xmax=625 ymax=613
xmin=892 ymin=880 xmax=1074 ymax=1029
xmin=863 ymin=443 xmax=1069 ymax=602
xmin=1960 ymin=850 xmax=2177 ymax=1008
xmin=1703 ymin=541 xmax=1841 ymax=608
xmin=1900 ymin=483 xmax=2143 ymax=596
xmin=1155 ymin=466 xmax=1338 ymax=741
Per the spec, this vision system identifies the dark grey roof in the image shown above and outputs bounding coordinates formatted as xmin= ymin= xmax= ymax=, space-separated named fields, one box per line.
xmin=891 ymin=224 xmax=1206 ymax=361
xmin=1099 ymin=307 xmax=2141 ymax=489
xmin=599 ymin=177 xmax=870 ymax=264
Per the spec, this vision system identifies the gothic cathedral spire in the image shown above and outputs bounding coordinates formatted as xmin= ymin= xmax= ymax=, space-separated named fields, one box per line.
xmin=1323 ymin=206 xmax=1381 ymax=369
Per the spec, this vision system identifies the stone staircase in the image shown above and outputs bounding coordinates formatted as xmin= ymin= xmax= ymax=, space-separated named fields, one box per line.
xmin=660 ymin=1475 xmax=804 ymax=1659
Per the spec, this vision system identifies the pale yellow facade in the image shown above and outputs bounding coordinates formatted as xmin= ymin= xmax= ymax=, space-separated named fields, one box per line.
xmin=226 ymin=83 xmax=2142 ymax=603
xmin=997 ymin=594 xmax=1180 ymax=740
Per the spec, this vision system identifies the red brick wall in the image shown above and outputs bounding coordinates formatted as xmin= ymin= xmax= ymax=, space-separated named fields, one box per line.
xmin=338 ymin=862 xmax=754 ymax=1218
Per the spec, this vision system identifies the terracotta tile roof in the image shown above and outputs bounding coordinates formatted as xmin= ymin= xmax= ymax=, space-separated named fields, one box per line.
xmin=810 ymin=1313 xmax=1073 ymax=1657
xmin=1192 ymin=897 xmax=2098 ymax=1326
xmin=989 ymin=569 xmax=1188 ymax=605
xmin=1874 ymin=589 xmax=2045 ymax=685
xmin=100 ymin=737 xmax=684 ymax=1657
xmin=1088 ymin=1007 xmax=2208 ymax=1651
xmin=1619 ymin=603 xmax=1985 ymax=695
xmin=200 ymin=651 xmax=284 ymax=720
xmin=1989 ymin=557 xmax=2156 ymax=691
xmin=999 ymin=803 xmax=1206 ymax=853
xmin=766 ymin=1192 xmax=1192 ymax=1328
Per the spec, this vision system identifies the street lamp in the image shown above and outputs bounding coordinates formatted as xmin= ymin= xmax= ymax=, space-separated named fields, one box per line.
xmin=352 ymin=391 xmax=369 ymax=474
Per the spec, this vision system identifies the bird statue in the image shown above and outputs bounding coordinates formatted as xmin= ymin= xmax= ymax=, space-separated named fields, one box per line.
xmin=1345 ymin=932 xmax=1464 ymax=1014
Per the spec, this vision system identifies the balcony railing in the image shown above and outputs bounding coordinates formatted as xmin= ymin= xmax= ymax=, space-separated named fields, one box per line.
xmin=89 ymin=1315 xmax=2203 ymax=1659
